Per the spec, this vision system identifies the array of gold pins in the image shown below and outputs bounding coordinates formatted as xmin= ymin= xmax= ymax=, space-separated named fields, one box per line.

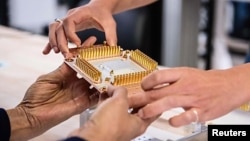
xmin=112 ymin=70 xmax=153 ymax=86
xmin=130 ymin=49 xmax=158 ymax=70
xmin=239 ymin=103 xmax=250 ymax=112
xmin=78 ymin=45 xmax=121 ymax=60
xmin=76 ymin=58 xmax=101 ymax=82
xmin=72 ymin=42 xmax=159 ymax=89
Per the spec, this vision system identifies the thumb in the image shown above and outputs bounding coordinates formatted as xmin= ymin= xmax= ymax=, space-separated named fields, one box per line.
xmin=35 ymin=63 xmax=75 ymax=82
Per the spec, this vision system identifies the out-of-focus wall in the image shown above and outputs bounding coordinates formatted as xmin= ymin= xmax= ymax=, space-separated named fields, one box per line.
xmin=8 ymin=0 xmax=67 ymax=34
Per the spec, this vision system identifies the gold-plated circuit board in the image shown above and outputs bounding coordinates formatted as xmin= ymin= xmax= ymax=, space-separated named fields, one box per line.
xmin=65 ymin=42 xmax=158 ymax=94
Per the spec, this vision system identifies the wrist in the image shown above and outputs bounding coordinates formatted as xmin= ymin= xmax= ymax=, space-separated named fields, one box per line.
xmin=88 ymin=0 xmax=119 ymax=14
xmin=226 ymin=64 xmax=250 ymax=100
xmin=69 ymin=119 xmax=116 ymax=141
xmin=6 ymin=107 xmax=37 ymax=141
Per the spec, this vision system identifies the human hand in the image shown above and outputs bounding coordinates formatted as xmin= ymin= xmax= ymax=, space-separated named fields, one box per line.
xmin=43 ymin=2 xmax=117 ymax=58
xmin=129 ymin=66 xmax=250 ymax=127
xmin=68 ymin=86 xmax=157 ymax=141
xmin=7 ymin=63 xmax=100 ymax=141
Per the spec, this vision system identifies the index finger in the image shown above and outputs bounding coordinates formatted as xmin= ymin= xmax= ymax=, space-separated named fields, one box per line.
xmin=138 ymin=95 xmax=194 ymax=119
xmin=128 ymin=92 xmax=150 ymax=108
xmin=56 ymin=25 xmax=70 ymax=58
xmin=141 ymin=68 xmax=182 ymax=91
xmin=62 ymin=19 xmax=81 ymax=47
xmin=107 ymin=86 xmax=127 ymax=98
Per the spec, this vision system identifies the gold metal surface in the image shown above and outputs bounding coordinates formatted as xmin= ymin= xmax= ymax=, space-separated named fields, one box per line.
xmin=130 ymin=49 xmax=158 ymax=70
xmin=65 ymin=42 xmax=158 ymax=93
xmin=239 ymin=102 xmax=250 ymax=112
xmin=78 ymin=45 xmax=121 ymax=60
xmin=75 ymin=58 xmax=101 ymax=82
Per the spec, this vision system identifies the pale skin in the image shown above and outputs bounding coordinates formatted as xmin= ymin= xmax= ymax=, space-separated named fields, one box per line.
xmin=43 ymin=0 xmax=250 ymax=130
xmin=68 ymin=86 xmax=157 ymax=141
xmin=11 ymin=0 xmax=250 ymax=140
xmin=129 ymin=63 xmax=250 ymax=127
xmin=42 ymin=0 xmax=158 ymax=58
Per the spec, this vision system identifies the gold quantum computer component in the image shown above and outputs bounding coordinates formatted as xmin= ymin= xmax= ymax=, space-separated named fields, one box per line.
xmin=64 ymin=42 xmax=158 ymax=94
xmin=239 ymin=102 xmax=250 ymax=112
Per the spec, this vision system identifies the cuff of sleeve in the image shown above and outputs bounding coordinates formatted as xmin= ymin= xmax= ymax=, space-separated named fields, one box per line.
xmin=0 ymin=108 xmax=11 ymax=141
xmin=63 ymin=136 xmax=87 ymax=141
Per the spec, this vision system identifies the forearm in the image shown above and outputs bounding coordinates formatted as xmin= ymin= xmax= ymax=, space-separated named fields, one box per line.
xmin=226 ymin=63 xmax=250 ymax=102
xmin=210 ymin=63 xmax=250 ymax=109
xmin=6 ymin=107 xmax=39 ymax=141
xmin=89 ymin=0 xmax=158 ymax=14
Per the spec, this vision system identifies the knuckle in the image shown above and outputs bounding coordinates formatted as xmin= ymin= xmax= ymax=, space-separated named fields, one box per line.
xmin=49 ymin=22 xmax=56 ymax=28
xmin=62 ymin=17 xmax=70 ymax=25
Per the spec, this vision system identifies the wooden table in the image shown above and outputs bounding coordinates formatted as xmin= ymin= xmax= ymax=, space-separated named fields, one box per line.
xmin=0 ymin=25 xmax=79 ymax=141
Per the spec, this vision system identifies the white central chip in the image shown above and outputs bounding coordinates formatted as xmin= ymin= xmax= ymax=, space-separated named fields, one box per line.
xmin=91 ymin=57 xmax=144 ymax=75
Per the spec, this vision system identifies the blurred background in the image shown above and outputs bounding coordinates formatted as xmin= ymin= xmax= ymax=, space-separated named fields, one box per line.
xmin=1 ymin=0 xmax=250 ymax=140
xmin=1 ymin=0 xmax=250 ymax=69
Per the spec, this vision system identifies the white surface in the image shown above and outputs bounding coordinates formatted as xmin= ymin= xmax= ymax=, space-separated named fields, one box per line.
xmin=209 ymin=109 xmax=250 ymax=125
xmin=131 ymin=108 xmax=250 ymax=141
xmin=148 ymin=108 xmax=250 ymax=140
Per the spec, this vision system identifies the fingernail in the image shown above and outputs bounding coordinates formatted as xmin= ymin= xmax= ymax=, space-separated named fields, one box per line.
xmin=109 ymin=42 xmax=116 ymax=46
xmin=107 ymin=40 xmax=117 ymax=46
xmin=63 ymin=52 xmax=73 ymax=59
xmin=63 ymin=52 xmax=69 ymax=58
xmin=138 ymin=109 xmax=144 ymax=118
xmin=53 ymin=46 xmax=59 ymax=53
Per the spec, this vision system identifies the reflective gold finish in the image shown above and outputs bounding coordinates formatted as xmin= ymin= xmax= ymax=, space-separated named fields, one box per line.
xmin=65 ymin=58 xmax=74 ymax=62
xmin=239 ymin=103 xmax=250 ymax=112
xmin=112 ymin=70 xmax=153 ymax=86
xmin=78 ymin=45 xmax=121 ymax=60
xmin=76 ymin=58 xmax=101 ymax=82
xmin=67 ymin=42 xmax=159 ymax=93
xmin=130 ymin=49 xmax=158 ymax=70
